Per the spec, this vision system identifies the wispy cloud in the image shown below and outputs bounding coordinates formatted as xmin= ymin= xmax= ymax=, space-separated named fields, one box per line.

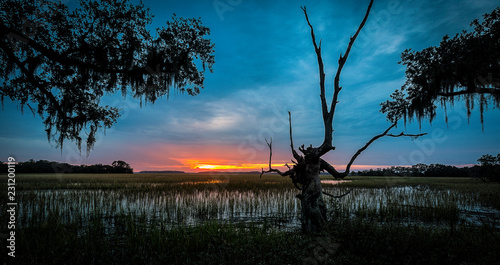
xmin=1 ymin=0 xmax=499 ymax=172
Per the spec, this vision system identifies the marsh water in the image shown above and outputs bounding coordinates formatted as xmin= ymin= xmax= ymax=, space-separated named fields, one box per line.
xmin=16 ymin=179 xmax=500 ymax=231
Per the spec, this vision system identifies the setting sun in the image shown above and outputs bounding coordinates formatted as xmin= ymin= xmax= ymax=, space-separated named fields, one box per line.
xmin=197 ymin=164 xmax=217 ymax=169
xmin=183 ymin=159 xmax=285 ymax=171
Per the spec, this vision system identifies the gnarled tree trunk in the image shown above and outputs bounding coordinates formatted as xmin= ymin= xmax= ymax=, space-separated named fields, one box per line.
xmin=298 ymin=160 xmax=327 ymax=232
xmin=295 ymin=1 xmax=375 ymax=233
xmin=261 ymin=1 xmax=424 ymax=233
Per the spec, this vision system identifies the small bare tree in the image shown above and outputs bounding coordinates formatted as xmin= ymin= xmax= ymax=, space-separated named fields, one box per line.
xmin=261 ymin=0 xmax=425 ymax=233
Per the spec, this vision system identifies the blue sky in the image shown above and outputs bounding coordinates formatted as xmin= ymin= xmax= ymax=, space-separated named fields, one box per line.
xmin=1 ymin=0 xmax=499 ymax=172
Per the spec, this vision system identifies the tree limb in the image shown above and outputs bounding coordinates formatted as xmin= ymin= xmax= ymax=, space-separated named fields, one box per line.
xmin=319 ymin=122 xmax=426 ymax=179
xmin=320 ymin=159 xmax=347 ymax=179
xmin=288 ymin=111 xmax=303 ymax=163
xmin=386 ymin=132 xmax=427 ymax=138
xmin=304 ymin=0 xmax=374 ymax=157
xmin=322 ymin=189 xmax=352 ymax=199
xmin=343 ymin=122 xmax=426 ymax=175
xmin=0 ymin=23 xmax=144 ymax=76
xmin=260 ymin=138 xmax=293 ymax=178
xmin=330 ymin=0 xmax=374 ymax=121
xmin=301 ymin=6 xmax=335 ymax=157
xmin=0 ymin=39 xmax=62 ymax=112
xmin=301 ymin=7 xmax=328 ymax=122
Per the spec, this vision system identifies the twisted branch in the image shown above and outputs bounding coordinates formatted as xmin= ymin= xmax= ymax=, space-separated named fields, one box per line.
xmin=288 ymin=111 xmax=303 ymax=163
xmin=260 ymin=138 xmax=293 ymax=178
xmin=322 ymin=189 xmax=352 ymax=199
xmin=321 ymin=122 xmax=427 ymax=178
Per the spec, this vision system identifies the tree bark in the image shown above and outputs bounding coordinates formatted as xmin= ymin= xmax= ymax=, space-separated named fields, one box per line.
xmin=297 ymin=155 xmax=327 ymax=233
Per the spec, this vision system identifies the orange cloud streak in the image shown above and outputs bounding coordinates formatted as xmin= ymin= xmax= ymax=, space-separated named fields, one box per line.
xmin=129 ymin=142 xmax=398 ymax=173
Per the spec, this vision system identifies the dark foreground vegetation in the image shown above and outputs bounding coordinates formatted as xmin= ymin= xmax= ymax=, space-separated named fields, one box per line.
xmin=1 ymin=173 xmax=499 ymax=264
xmin=13 ymin=215 xmax=500 ymax=265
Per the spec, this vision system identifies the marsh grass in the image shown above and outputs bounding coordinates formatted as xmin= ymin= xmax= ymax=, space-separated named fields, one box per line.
xmin=12 ymin=211 xmax=500 ymax=265
xmin=2 ymin=173 xmax=500 ymax=264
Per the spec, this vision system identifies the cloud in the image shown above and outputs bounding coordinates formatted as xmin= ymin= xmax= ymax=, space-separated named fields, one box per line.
xmin=1 ymin=0 xmax=499 ymax=173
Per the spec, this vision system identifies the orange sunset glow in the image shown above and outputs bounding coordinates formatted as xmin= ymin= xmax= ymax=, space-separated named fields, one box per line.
xmin=172 ymin=159 xmax=390 ymax=173
xmin=183 ymin=159 xmax=285 ymax=171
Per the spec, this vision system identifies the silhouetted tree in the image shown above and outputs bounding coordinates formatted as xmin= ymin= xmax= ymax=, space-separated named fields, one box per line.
xmin=112 ymin=160 xmax=133 ymax=173
xmin=478 ymin=154 xmax=499 ymax=166
xmin=0 ymin=0 xmax=215 ymax=153
xmin=475 ymin=153 xmax=500 ymax=182
xmin=385 ymin=7 xmax=500 ymax=128
xmin=261 ymin=0 xmax=424 ymax=233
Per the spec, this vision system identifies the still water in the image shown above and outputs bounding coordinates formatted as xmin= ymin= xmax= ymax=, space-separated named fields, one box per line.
xmin=17 ymin=181 xmax=500 ymax=231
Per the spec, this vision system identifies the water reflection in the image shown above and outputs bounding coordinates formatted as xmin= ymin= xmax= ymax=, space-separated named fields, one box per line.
xmin=321 ymin=180 xmax=351 ymax=185
xmin=16 ymin=185 xmax=500 ymax=231
xmin=179 ymin=179 xmax=229 ymax=185
xmin=18 ymin=188 xmax=301 ymax=230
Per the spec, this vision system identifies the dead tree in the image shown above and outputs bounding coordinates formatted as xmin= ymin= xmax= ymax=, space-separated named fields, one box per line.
xmin=261 ymin=0 xmax=425 ymax=233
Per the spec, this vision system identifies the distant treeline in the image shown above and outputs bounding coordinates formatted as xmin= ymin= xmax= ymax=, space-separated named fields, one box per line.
xmin=351 ymin=164 xmax=466 ymax=177
xmin=352 ymin=163 xmax=499 ymax=182
xmin=352 ymin=154 xmax=500 ymax=182
xmin=1 ymin=159 xmax=133 ymax=174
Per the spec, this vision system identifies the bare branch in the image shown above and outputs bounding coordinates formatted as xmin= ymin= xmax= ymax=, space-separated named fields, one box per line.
xmin=288 ymin=111 xmax=303 ymax=163
xmin=322 ymin=189 xmax=351 ymax=199
xmin=330 ymin=0 xmax=374 ymax=121
xmin=301 ymin=6 xmax=329 ymax=125
xmin=266 ymin=138 xmax=272 ymax=170
xmin=26 ymin=104 xmax=36 ymax=116
xmin=320 ymin=159 xmax=347 ymax=179
xmin=386 ymin=132 xmax=427 ymax=138
xmin=302 ymin=0 xmax=374 ymax=157
xmin=342 ymin=122 xmax=427 ymax=175
xmin=260 ymin=138 xmax=293 ymax=178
